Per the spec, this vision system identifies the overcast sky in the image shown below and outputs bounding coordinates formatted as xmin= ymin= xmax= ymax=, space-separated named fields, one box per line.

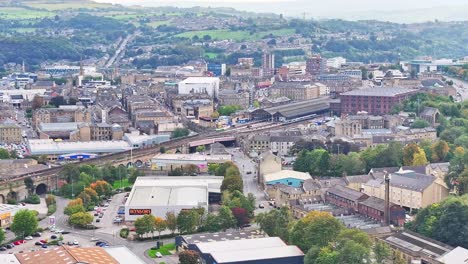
xmin=95 ymin=0 xmax=468 ymax=22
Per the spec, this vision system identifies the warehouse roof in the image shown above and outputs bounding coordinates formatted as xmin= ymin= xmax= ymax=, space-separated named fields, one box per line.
xmin=437 ymin=247 xmax=468 ymax=264
xmin=38 ymin=122 xmax=84 ymax=132
xmin=196 ymin=237 xmax=304 ymax=263
xmin=341 ymin=87 xmax=415 ymax=97
xmin=28 ymin=139 xmax=131 ymax=155
xmin=104 ymin=246 xmax=147 ymax=264
xmin=182 ymin=230 xmax=265 ymax=244
xmin=264 ymin=170 xmax=311 ymax=183
xmin=126 ymin=176 xmax=223 ymax=207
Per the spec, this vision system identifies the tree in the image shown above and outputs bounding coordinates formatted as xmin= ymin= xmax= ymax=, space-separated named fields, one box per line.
xmin=50 ymin=96 xmax=65 ymax=107
xmin=171 ymin=128 xmax=190 ymax=138
xmin=289 ymin=211 xmax=343 ymax=251
xmin=431 ymin=140 xmax=450 ymax=162
xmin=314 ymin=247 xmax=339 ymax=264
xmin=78 ymin=187 xmax=99 ymax=208
xmin=60 ymin=163 xmax=80 ymax=183
xmin=69 ymin=212 xmax=93 ymax=227
xmin=403 ymin=143 xmax=420 ymax=166
xmin=196 ymin=145 xmax=206 ymax=153
xmin=221 ymin=175 xmax=243 ymax=193
xmin=255 ymin=206 xmax=291 ymax=242
xmin=337 ymin=240 xmax=370 ymax=264
xmin=177 ymin=210 xmax=199 ymax=234
xmin=154 ymin=217 xmax=166 ymax=241
xmin=218 ymin=105 xmax=242 ymax=116
xmin=203 ymin=214 xmax=221 ymax=232
xmin=411 ymin=119 xmax=430 ymax=128
xmin=11 ymin=209 xmax=38 ymax=237
xmin=218 ymin=206 xmax=236 ymax=231
xmin=179 ymin=250 xmax=200 ymax=264
xmin=0 ymin=229 xmax=5 ymax=245
xmin=24 ymin=177 xmax=35 ymax=195
xmin=393 ymin=250 xmax=406 ymax=264
xmin=413 ymin=148 xmax=428 ymax=166
xmin=374 ymin=240 xmax=392 ymax=263
xmin=159 ymin=146 xmax=166 ymax=153
xmin=90 ymin=180 xmax=112 ymax=197
xmin=134 ymin=214 xmax=155 ymax=238
xmin=336 ymin=229 xmax=372 ymax=248
xmin=165 ymin=211 xmax=177 ymax=235
xmin=64 ymin=198 xmax=86 ymax=216
xmin=0 ymin=149 xmax=10 ymax=159
xmin=231 ymin=207 xmax=250 ymax=227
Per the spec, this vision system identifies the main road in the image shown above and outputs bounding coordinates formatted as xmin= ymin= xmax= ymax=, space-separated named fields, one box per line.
xmin=444 ymin=76 xmax=468 ymax=102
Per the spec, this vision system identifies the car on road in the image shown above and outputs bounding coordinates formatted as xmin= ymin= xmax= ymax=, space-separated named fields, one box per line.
xmin=61 ymin=231 xmax=70 ymax=235
xmin=246 ymin=171 xmax=252 ymax=174
xmin=25 ymin=236 xmax=33 ymax=240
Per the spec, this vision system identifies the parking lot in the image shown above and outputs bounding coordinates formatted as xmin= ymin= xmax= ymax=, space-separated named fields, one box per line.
xmin=93 ymin=192 xmax=128 ymax=236
xmin=0 ymin=230 xmax=96 ymax=255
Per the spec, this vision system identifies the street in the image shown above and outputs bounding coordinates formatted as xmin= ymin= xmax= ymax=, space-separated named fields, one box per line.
xmin=445 ymin=76 xmax=468 ymax=102
xmin=227 ymin=148 xmax=269 ymax=213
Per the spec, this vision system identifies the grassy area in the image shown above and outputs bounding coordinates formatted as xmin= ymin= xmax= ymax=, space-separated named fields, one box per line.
xmin=148 ymin=243 xmax=176 ymax=257
xmin=112 ymin=178 xmax=132 ymax=189
xmin=23 ymin=1 xmax=113 ymax=10
xmin=205 ymin=52 xmax=219 ymax=59
xmin=175 ymin=28 xmax=295 ymax=41
xmin=0 ymin=7 xmax=53 ymax=19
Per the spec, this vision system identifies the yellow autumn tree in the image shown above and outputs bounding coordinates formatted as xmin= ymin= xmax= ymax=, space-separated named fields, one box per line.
xmin=413 ymin=148 xmax=428 ymax=166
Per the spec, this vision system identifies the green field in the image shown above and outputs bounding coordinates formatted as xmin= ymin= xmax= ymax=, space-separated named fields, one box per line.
xmin=24 ymin=1 xmax=113 ymax=11
xmin=112 ymin=178 xmax=132 ymax=190
xmin=205 ymin=52 xmax=219 ymax=59
xmin=148 ymin=243 xmax=176 ymax=257
xmin=175 ymin=29 xmax=295 ymax=41
xmin=0 ymin=7 xmax=53 ymax=19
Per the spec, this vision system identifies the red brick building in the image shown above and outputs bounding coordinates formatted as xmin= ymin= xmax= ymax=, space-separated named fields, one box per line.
xmin=340 ymin=87 xmax=418 ymax=115
xmin=325 ymin=185 xmax=369 ymax=212
xmin=358 ymin=196 xmax=406 ymax=226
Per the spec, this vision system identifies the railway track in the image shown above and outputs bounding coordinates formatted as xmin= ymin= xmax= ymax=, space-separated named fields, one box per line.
xmin=9 ymin=118 xmax=317 ymax=181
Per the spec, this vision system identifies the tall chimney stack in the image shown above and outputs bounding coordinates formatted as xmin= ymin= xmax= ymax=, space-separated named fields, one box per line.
xmin=384 ymin=171 xmax=391 ymax=226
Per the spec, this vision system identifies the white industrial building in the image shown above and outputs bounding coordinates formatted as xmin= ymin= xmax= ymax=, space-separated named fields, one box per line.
xmin=178 ymin=77 xmax=220 ymax=98
xmin=27 ymin=139 xmax=131 ymax=156
xmin=124 ymin=176 xmax=223 ymax=221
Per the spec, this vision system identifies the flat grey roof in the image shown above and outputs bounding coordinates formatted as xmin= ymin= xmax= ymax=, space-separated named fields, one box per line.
xmin=182 ymin=230 xmax=265 ymax=244
xmin=196 ymin=237 xmax=304 ymax=263
xmin=104 ymin=246 xmax=146 ymax=264
xmin=341 ymin=87 xmax=415 ymax=97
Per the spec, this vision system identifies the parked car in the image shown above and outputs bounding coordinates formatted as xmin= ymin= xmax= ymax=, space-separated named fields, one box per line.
xmin=35 ymin=242 xmax=43 ymax=246
xmin=95 ymin=241 xmax=105 ymax=246
xmin=98 ymin=214 xmax=104 ymax=218
xmin=55 ymin=229 xmax=64 ymax=234
xmin=13 ymin=240 xmax=25 ymax=245
xmin=113 ymin=218 xmax=122 ymax=224
xmin=67 ymin=241 xmax=74 ymax=246
xmin=39 ymin=240 xmax=47 ymax=244
xmin=41 ymin=244 xmax=47 ymax=249
xmin=32 ymin=232 xmax=41 ymax=237
xmin=0 ymin=247 xmax=6 ymax=251
xmin=61 ymin=231 xmax=70 ymax=235
xmin=96 ymin=219 xmax=100 ymax=223
xmin=51 ymin=235 xmax=57 ymax=239
xmin=258 ymin=203 xmax=265 ymax=209
xmin=94 ymin=213 xmax=99 ymax=216
xmin=25 ymin=236 xmax=33 ymax=240
xmin=104 ymin=203 xmax=109 ymax=207
xmin=73 ymin=240 xmax=79 ymax=245
xmin=5 ymin=244 xmax=13 ymax=249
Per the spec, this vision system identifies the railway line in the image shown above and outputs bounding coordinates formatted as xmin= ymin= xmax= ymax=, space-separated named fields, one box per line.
xmin=9 ymin=117 xmax=320 ymax=182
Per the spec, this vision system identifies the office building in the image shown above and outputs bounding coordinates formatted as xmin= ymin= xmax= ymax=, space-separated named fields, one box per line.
xmin=178 ymin=77 xmax=220 ymax=98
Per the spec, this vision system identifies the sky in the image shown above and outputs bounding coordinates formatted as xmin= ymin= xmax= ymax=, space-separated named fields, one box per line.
xmin=95 ymin=0 xmax=468 ymax=22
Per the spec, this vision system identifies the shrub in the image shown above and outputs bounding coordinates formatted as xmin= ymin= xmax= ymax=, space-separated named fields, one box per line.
xmin=7 ymin=198 xmax=17 ymax=205
xmin=124 ymin=186 xmax=132 ymax=192
xmin=47 ymin=204 xmax=57 ymax=216
xmin=36 ymin=227 xmax=44 ymax=232
xmin=120 ymin=228 xmax=129 ymax=238
xmin=23 ymin=194 xmax=40 ymax=204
